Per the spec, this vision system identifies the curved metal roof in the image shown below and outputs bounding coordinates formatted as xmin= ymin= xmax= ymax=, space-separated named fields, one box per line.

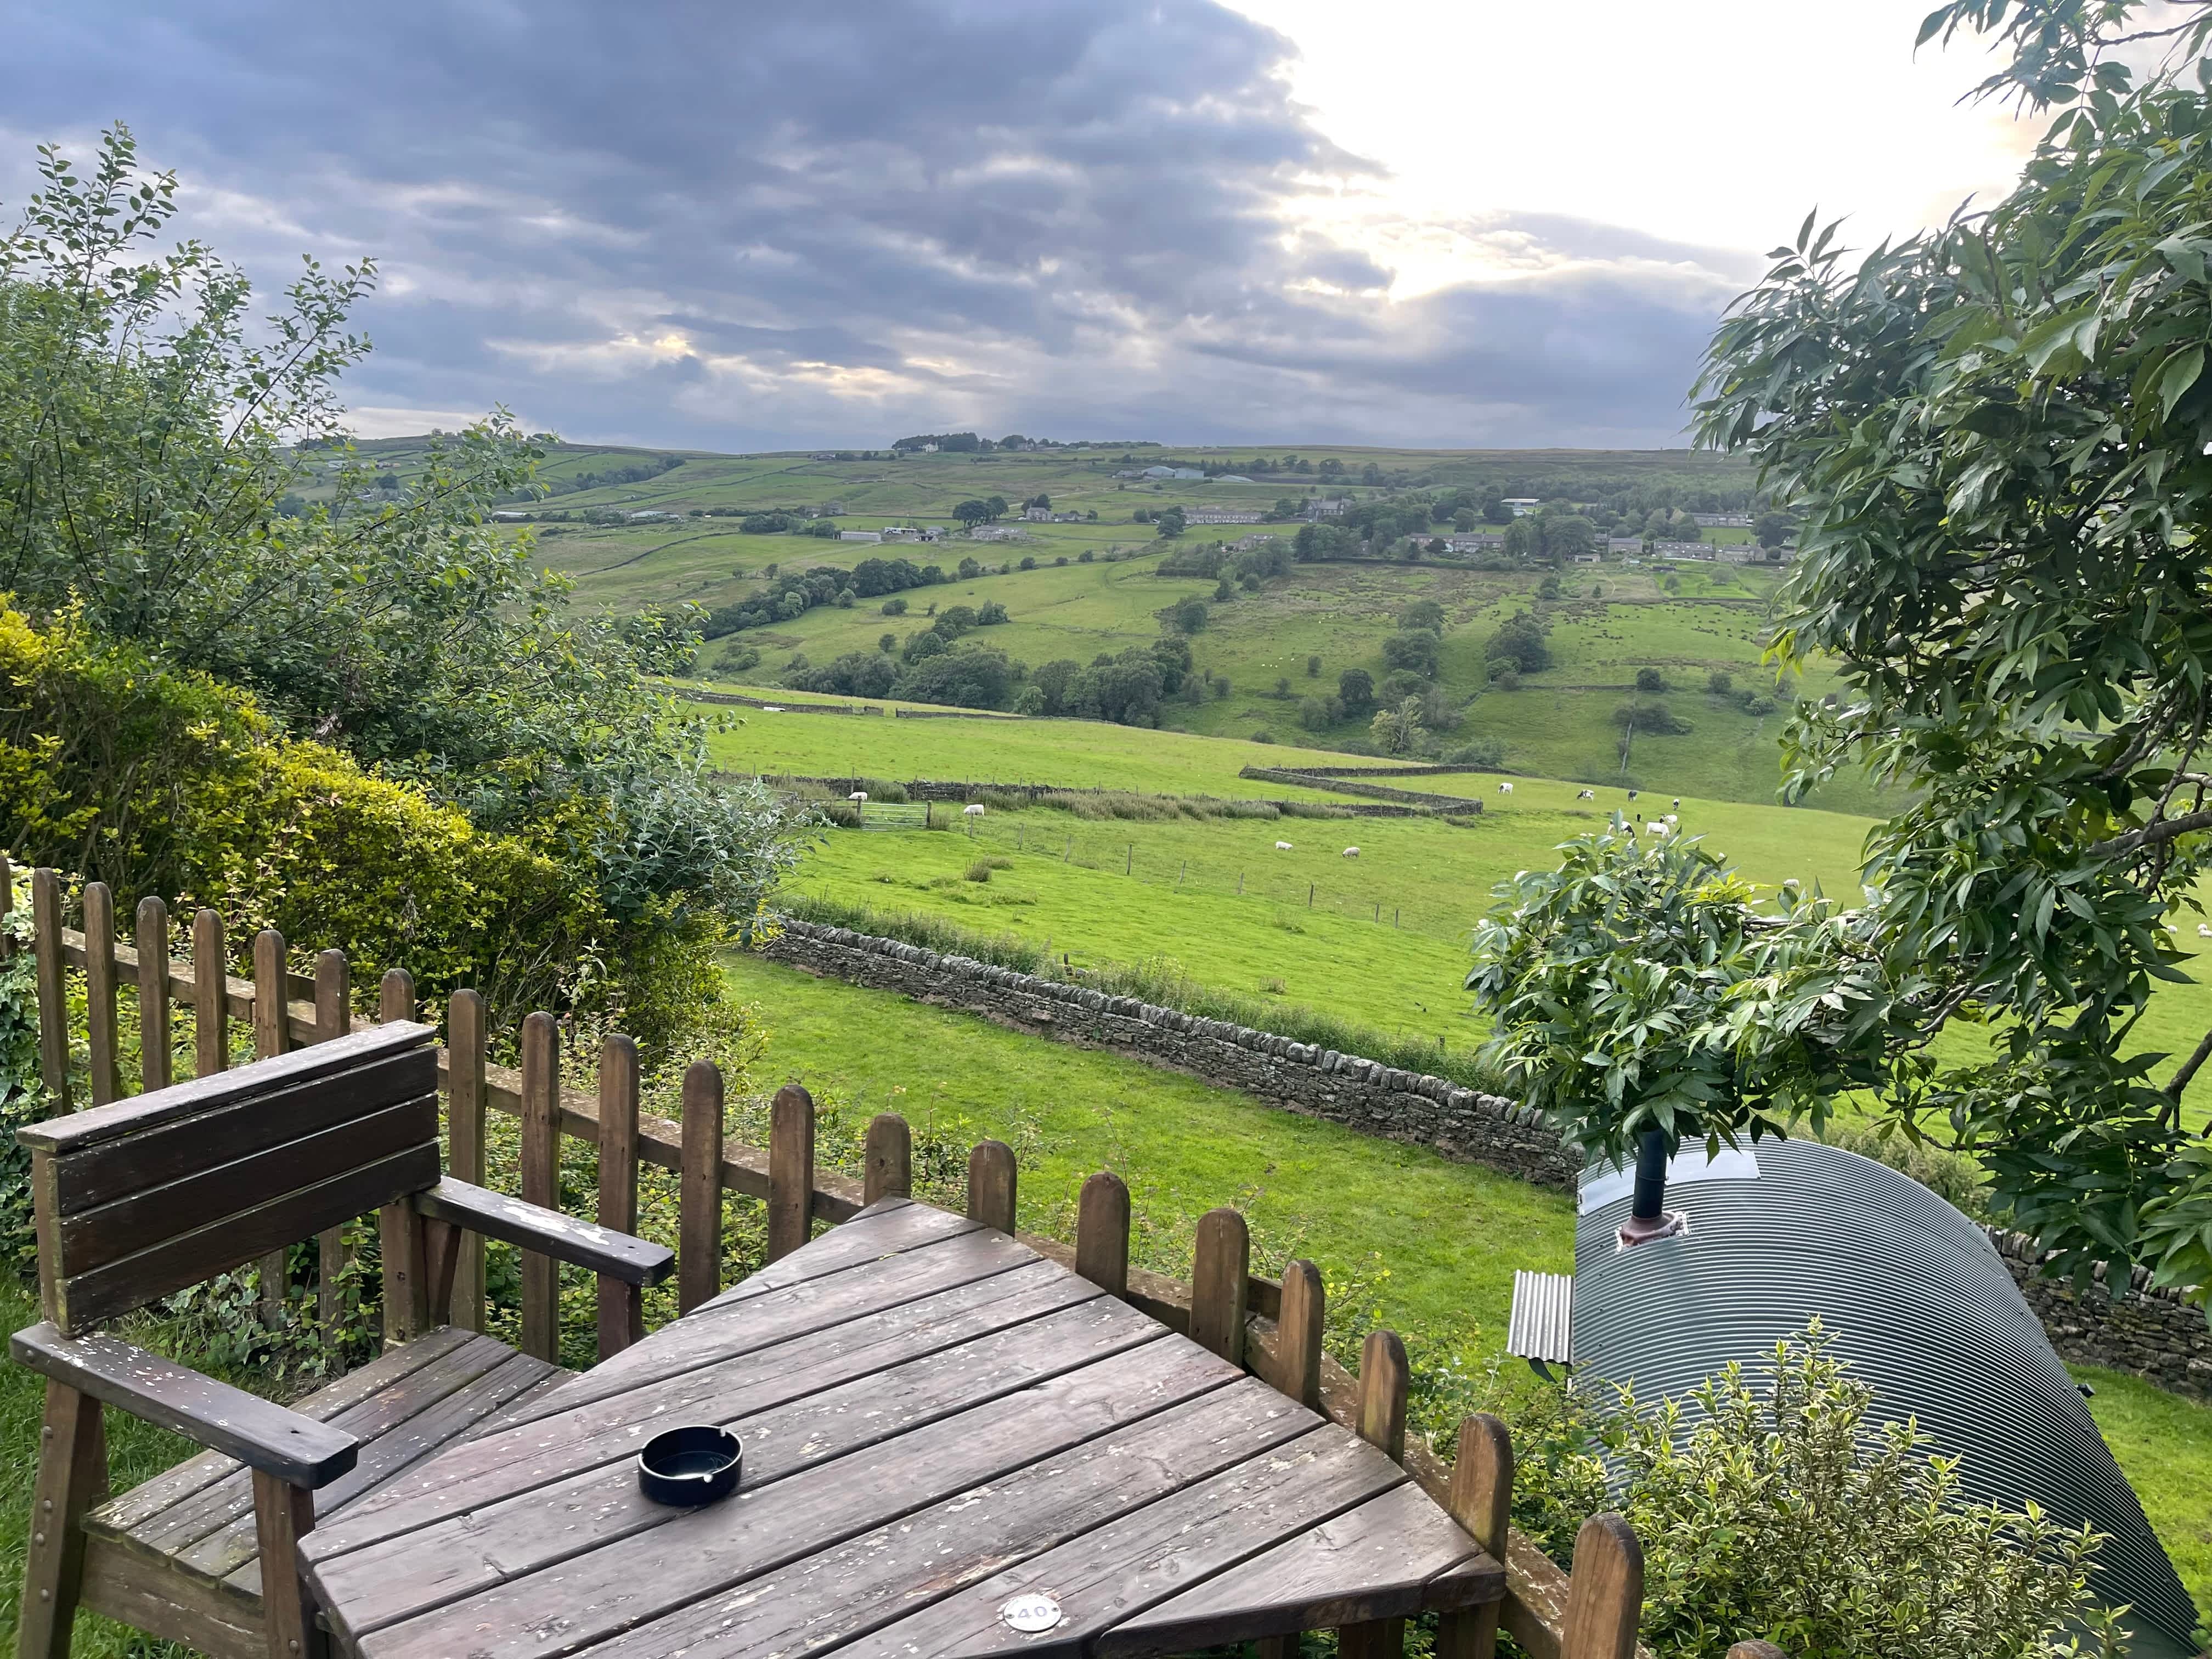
xmin=1572 ymin=1137 xmax=2199 ymax=1659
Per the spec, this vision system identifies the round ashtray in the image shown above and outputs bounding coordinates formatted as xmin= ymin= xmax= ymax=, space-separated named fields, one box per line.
xmin=637 ymin=1425 xmax=742 ymax=1506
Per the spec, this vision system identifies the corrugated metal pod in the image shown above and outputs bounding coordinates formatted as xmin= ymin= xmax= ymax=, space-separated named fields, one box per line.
xmin=1568 ymin=1138 xmax=2197 ymax=1659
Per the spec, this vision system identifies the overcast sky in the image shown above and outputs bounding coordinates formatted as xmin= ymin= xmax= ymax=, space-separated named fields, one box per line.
xmin=0 ymin=2 xmax=2039 ymax=452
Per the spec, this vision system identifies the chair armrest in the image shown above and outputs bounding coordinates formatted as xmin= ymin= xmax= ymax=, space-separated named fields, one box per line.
xmin=10 ymin=1323 xmax=358 ymax=1488
xmin=413 ymin=1177 xmax=675 ymax=1286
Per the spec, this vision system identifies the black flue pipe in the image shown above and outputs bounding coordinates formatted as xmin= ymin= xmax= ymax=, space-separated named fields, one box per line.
xmin=1630 ymin=1128 xmax=1669 ymax=1220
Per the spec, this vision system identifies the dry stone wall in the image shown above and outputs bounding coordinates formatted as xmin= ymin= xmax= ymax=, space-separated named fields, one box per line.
xmin=762 ymin=917 xmax=1576 ymax=1188
xmin=764 ymin=917 xmax=2210 ymax=1399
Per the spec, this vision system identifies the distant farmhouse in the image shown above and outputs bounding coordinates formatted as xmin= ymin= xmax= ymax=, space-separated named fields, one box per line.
xmin=1693 ymin=512 xmax=1753 ymax=528
xmin=968 ymin=525 xmax=1027 ymax=542
xmin=879 ymin=525 xmax=946 ymax=542
xmin=1501 ymin=497 xmax=1542 ymax=516
xmin=1306 ymin=498 xmax=1350 ymax=519
xmin=1022 ymin=506 xmax=1052 ymax=521
xmin=1445 ymin=533 xmax=1508 ymax=554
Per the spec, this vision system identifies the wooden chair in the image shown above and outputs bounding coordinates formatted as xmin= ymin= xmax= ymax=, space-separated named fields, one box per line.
xmin=9 ymin=1020 xmax=675 ymax=1659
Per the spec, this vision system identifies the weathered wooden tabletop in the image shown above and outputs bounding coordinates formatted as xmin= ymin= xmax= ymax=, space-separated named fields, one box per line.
xmin=301 ymin=1197 xmax=1503 ymax=1659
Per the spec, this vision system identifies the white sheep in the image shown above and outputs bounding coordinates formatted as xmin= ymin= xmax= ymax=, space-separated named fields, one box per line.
xmin=1276 ymin=840 xmax=1294 ymax=851
xmin=2198 ymin=924 xmax=2210 ymax=939
xmin=848 ymin=791 xmax=868 ymax=803
xmin=761 ymin=704 xmax=784 ymax=713
xmin=963 ymin=803 xmax=985 ymax=817
xmin=1498 ymin=780 xmax=1514 ymax=795
xmin=1342 ymin=847 xmax=1360 ymax=859
xmin=1664 ymin=813 xmax=1678 ymax=826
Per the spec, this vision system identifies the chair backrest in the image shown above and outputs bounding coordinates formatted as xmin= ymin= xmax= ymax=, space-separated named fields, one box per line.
xmin=18 ymin=1022 xmax=441 ymax=1334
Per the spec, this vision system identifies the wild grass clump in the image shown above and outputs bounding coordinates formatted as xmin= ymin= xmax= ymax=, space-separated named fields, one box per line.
xmin=1278 ymin=800 xmax=1352 ymax=819
xmin=774 ymin=894 xmax=1508 ymax=1094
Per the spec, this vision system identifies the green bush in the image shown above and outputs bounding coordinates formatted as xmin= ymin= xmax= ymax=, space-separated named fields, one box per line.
xmin=1609 ymin=1324 xmax=2116 ymax=1658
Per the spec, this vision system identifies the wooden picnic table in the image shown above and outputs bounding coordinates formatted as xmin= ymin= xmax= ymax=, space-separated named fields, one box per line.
xmin=300 ymin=1195 xmax=1504 ymax=1659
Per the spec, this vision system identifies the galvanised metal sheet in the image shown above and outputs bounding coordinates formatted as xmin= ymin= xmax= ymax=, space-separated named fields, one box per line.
xmin=1572 ymin=1138 xmax=2198 ymax=1659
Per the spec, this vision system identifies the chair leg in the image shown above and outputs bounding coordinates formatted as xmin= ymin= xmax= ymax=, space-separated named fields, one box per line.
xmin=251 ymin=1469 xmax=325 ymax=1659
xmin=17 ymin=1381 xmax=105 ymax=1659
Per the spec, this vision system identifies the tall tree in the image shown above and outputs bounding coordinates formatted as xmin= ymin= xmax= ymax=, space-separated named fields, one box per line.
xmin=1471 ymin=1 xmax=2212 ymax=1305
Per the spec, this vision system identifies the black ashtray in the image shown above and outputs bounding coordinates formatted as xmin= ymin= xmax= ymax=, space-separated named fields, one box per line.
xmin=637 ymin=1425 xmax=742 ymax=1506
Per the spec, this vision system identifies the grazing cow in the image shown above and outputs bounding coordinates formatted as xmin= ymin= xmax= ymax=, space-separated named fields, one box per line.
xmin=1627 ymin=788 xmax=1639 ymax=800
xmin=963 ymin=803 xmax=985 ymax=817
xmin=1276 ymin=840 xmax=1294 ymax=851
xmin=1498 ymin=780 xmax=1514 ymax=795
xmin=1342 ymin=847 xmax=1360 ymax=859
xmin=1577 ymin=789 xmax=1595 ymax=800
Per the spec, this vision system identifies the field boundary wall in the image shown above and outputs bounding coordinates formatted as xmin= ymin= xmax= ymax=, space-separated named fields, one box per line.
xmin=761 ymin=915 xmax=1577 ymax=1188
xmin=763 ymin=916 xmax=2211 ymax=1398
xmin=1239 ymin=766 xmax=1488 ymax=812
xmin=675 ymin=687 xmax=1014 ymax=720
xmin=751 ymin=775 xmax=1419 ymax=817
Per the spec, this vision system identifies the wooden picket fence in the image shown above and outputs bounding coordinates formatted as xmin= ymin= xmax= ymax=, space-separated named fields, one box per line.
xmin=2 ymin=857 xmax=1679 ymax=1659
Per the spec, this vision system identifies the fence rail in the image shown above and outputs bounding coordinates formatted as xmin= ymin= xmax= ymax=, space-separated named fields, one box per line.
xmin=2 ymin=854 xmax=1657 ymax=1659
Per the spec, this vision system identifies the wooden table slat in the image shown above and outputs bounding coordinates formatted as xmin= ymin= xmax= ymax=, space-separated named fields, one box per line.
xmin=305 ymin=1256 xmax=1099 ymax=1564
xmin=1100 ymin=1480 xmax=1499 ymax=1659
xmin=528 ymin=1222 xmax=1036 ymax=1420
xmin=837 ymin=1424 xmax=1406 ymax=1659
xmin=562 ymin=1375 xmax=1320 ymax=1659
xmin=345 ymin=1338 xmax=1242 ymax=1659
xmin=699 ymin=1197 xmax=978 ymax=1307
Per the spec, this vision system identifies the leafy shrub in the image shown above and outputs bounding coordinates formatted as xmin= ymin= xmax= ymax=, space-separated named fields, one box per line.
xmin=963 ymin=860 xmax=994 ymax=883
xmin=1443 ymin=738 xmax=1507 ymax=768
xmin=1707 ymin=670 xmax=1734 ymax=696
xmin=1485 ymin=612 xmax=1552 ymax=673
xmin=1635 ymin=667 xmax=1668 ymax=692
xmin=1613 ymin=700 xmax=1692 ymax=735
xmin=1609 ymin=1325 xmax=2117 ymax=1659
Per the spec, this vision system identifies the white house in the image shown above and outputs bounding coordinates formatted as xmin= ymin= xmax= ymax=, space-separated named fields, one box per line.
xmin=1445 ymin=533 xmax=1506 ymax=554
xmin=1502 ymin=498 xmax=1542 ymax=516
xmin=1693 ymin=512 xmax=1753 ymax=528
xmin=1022 ymin=506 xmax=1053 ymax=522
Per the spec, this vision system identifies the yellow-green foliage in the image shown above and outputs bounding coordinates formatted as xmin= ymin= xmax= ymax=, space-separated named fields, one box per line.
xmin=0 ymin=603 xmax=594 ymax=1007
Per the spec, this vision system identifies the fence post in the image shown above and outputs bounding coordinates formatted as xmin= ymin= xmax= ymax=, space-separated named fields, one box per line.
xmin=966 ymin=1140 xmax=1017 ymax=1234
xmin=1076 ymin=1171 xmax=1130 ymax=1297
xmin=1341 ymin=1327 xmax=1412 ymax=1659
xmin=81 ymin=883 xmax=120 ymax=1107
xmin=1439 ymin=1415 xmax=1514 ymax=1659
xmin=864 ymin=1114 xmax=911 ymax=1205
xmin=447 ymin=989 xmax=489 ymax=1332
xmin=1263 ymin=1259 xmax=1323 ymax=1410
xmin=518 ymin=1010 xmax=560 ymax=1362
xmin=191 ymin=908 xmax=228 ymax=1080
xmin=678 ymin=1061 xmax=724 ymax=1314
xmin=1190 ymin=1207 xmax=1249 ymax=1367
xmin=0 ymin=853 xmax=11 ymax=961
xmin=135 ymin=898 xmax=172 ymax=1094
xmin=31 ymin=869 xmax=70 ymax=1110
xmin=252 ymin=929 xmax=290 ymax=1326
xmin=1559 ymin=1515 xmax=1643 ymax=1659
xmin=313 ymin=950 xmax=351 ymax=1332
xmin=768 ymin=1084 xmax=817 ymax=1263
xmin=597 ymin=1036 xmax=644 ymax=1359
xmin=375 ymin=968 xmax=425 ymax=1346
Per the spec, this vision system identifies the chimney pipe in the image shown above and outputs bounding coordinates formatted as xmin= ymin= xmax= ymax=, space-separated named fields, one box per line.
xmin=1617 ymin=1127 xmax=1686 ymax=1247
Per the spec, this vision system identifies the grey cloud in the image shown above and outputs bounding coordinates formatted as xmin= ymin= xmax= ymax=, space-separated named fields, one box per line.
xmin=0 ymin=0 xmax=1738 ymax=447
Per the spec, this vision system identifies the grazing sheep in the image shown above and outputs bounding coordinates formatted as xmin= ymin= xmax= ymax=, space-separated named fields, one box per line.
xmin=1664 ymin=813 xmax=1678 ymax=826
xmin=1672 ymin=798 xmax=1681 ymax=809
xmin=1342 ymin=847 xmax=1360 ymax=859
xmin=1498 ymin=780 xmax=1514 ymax=794
xmin=761 ymin=704 xmax=785 ymax=713
xmin=848 ymin=791 xmax=868 ymax=803
xmin=1276 ymin=840 xmax=1294 ymax=851
xmin=2199 ymin=924 xmax=2210 ymax=939
xmin=963 ymin=803 xmax=985 ymax=817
